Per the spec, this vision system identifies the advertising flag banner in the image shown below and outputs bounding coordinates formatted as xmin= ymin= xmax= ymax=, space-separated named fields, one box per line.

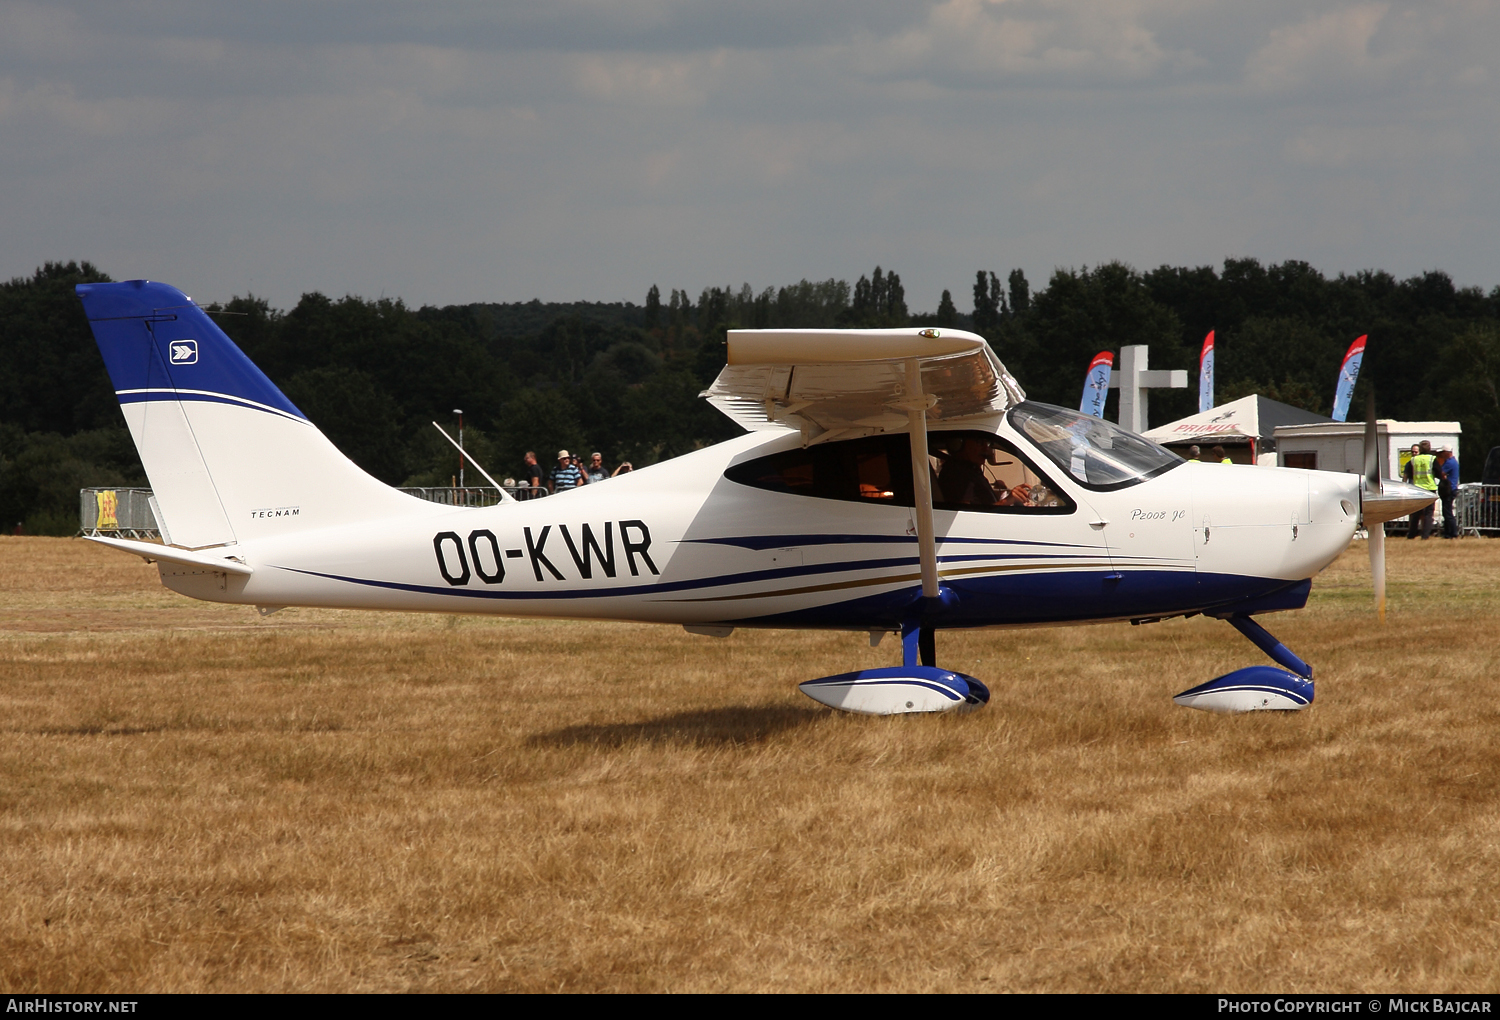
xmin=1331 ymin=335 xmax=1367 ymax=423
xmin=1079 ymin=351 xmax=1113 ymax=418
xmin=1199 ymin=331 xmax=1215 ymax=414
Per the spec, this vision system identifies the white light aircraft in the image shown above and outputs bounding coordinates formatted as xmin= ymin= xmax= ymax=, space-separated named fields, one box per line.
xmin=76 ymin=281 xmax=1435 ymax=715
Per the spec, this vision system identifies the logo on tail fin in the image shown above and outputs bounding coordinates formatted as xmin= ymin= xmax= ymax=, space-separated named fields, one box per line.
xmin=170 ymin=340 xmax=198 ymax=364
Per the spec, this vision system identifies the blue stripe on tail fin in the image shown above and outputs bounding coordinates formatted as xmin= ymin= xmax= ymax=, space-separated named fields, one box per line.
xmin=76 ymin=280 xmax=306 ymax=422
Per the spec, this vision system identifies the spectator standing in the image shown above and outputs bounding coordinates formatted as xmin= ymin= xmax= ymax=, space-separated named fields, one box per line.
xmin=521 ymin=451 xmax=544 ymax=499
xmin=550 ymin=449 xmax=582 ymax=493
xmin=1188 ymin=445 xmax=1201 ymax=462
xmin=1436 ymin=447 xmax=1461 ymax=539
xmin=1403 ymin=442 xmax=1438 ymax=539
xmin=585 ymin=452 xmax=608 ymax=484
xmin=611 ymin=462 xmax=634 ymax=477
xmin=1211 ymin=445 xmax=1231 ymax=464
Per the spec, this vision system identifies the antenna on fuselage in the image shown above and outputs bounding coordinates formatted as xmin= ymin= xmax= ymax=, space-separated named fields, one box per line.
xmin=431 ymin=422 xmax=515 ymax=503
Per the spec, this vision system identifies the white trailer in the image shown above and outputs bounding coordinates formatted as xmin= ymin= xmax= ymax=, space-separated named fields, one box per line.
xmin=1272 ymin=420 xmax=1461 ymax=479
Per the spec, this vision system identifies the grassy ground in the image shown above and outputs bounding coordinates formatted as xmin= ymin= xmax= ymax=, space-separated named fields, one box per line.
xmin=1 ymin=534 xmax=1497 ymax=992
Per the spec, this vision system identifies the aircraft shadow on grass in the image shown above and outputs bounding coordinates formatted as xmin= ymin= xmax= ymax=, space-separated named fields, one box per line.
xmin=528 ymin=704 xmax=824 ymax=749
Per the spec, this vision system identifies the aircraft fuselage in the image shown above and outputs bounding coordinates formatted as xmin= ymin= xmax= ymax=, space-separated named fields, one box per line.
xmin=164 ymin=417 xmax=1362 ymax=633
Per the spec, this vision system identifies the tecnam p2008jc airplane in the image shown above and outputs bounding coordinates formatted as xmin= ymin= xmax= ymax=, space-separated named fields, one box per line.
xmin=76 ymin=280 xmax=1434 ymax=716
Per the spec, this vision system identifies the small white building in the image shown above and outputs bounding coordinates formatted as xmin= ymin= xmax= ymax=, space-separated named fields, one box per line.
xmin=1272 ymin=420 xmax=1461 ymax=478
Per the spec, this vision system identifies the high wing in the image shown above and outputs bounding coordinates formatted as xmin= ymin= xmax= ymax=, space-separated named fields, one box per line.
xmin=700 ymin=327 xmax=1024 ymax=444
xmin=701 ymin=327 xmax=1026 ymax=604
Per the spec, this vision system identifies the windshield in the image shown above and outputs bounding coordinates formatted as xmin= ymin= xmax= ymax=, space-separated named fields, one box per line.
xmin=1008 ymin=402 xmax=1183 ymax=490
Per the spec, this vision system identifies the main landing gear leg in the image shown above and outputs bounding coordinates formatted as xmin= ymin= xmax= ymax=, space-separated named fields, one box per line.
xmin=900 ymin=619 xmax=937 ymax=668
xmin=1172 ymin=614 xmax=1315 ymax=713
xmin=796 ymin=618 xmax=988 ymax=715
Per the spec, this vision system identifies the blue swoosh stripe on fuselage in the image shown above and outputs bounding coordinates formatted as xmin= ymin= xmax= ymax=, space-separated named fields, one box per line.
xmin=684 ymin=534 xmax=1095 ymax=551
xmin=273 ymin=549 xmax=1121 ymax=603
xmin=270 ymin=560 xmax=1293 ymax=631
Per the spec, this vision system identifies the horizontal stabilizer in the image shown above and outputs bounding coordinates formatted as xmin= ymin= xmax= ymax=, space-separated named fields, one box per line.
xmin=87 ymin=535 xmax=253 ymax=575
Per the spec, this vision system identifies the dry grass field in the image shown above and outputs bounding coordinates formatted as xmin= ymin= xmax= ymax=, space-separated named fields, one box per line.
xmin=1 ymin=534 xmax=1498 ymax=993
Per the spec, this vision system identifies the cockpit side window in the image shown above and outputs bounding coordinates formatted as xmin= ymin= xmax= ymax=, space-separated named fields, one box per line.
xmin=723 ymin=434 xmax=915 ymax=506
xmin=724 ymin=430 xmax=1073 ymax=514
xmin=927 ymin=431 xmax=1074 ymax=513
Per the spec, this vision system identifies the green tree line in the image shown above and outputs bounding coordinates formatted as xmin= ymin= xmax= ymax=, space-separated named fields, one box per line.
xmin=2 ymin=259 xmax=1497 ymax=534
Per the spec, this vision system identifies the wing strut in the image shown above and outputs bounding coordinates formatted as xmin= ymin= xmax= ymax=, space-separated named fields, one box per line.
xmin=901 ymin=359 xmax=940 ymax=598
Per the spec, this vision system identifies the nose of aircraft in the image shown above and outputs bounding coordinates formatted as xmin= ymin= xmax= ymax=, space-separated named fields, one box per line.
xmin=1188 ymin=463 xmax=1360 ymax=583
xmin=1307 ymin=469 xmax=1363 ymax=567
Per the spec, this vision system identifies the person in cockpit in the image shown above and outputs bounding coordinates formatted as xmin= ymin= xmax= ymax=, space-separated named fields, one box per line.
xmin=938 ymin=437 xmax=999 ymax=507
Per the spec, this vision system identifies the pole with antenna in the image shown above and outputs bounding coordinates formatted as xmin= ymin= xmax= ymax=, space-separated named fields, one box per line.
xmin=453 ymin=409 xmax=464 ymax=491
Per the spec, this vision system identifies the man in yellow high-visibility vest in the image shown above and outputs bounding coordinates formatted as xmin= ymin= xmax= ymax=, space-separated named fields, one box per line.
xmin=1403 ymin=441 xmax=1438 ymax=539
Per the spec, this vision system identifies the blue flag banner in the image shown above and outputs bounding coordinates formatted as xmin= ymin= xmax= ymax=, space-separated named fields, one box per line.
xmin=1199 ymin=331 xmax=1215 ymax=414
xmin=1331 ymin=335 xmax=1366 ymax=423
xmin=1079 ymin=351 xmax=1113 ymax=418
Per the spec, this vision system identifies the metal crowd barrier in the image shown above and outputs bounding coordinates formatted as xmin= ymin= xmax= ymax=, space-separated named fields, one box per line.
xmin=1457 ymin=483 xmax=1500 ymax=535
xmin=79 ymin=487 xmax=162 ymax=539
xmin=79 ymin=483 xmax=566 ymax=537
xmin=398 ymin=485 xmax=549 ymax=505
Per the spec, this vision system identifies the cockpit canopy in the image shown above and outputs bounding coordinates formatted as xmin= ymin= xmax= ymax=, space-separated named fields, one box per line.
xmin=1009 ymin=403 xmax=1183 ymax=491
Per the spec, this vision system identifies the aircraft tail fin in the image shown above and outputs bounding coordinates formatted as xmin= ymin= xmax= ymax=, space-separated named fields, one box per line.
xmin=77 ymin=280 xmax=428 ymax=548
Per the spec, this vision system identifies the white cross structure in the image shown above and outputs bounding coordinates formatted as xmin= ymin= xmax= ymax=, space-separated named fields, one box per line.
xmin=1108 ymin=344 xmax=1187 ymax=433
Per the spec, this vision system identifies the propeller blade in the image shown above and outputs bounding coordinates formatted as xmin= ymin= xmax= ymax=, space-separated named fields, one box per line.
xmin=1362 ymin=388 xmax=1380 ymax=492
xmin=1363 ymin=385 xmax=1385 ymax=623
xmin=1356 ymin=382 xmax=1437 ymax=529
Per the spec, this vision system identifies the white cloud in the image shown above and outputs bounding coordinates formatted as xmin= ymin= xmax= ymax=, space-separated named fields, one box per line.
xmin=872 ymin=0 xmax=1202 ymax=85
xmin=1245 ymin=4 xmax=1393 ymax=91
xmin=570 ymin=51 xmax=720 ymax=107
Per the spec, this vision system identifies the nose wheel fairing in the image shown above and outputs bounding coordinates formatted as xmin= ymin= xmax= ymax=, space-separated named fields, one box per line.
xmin=1172 ymin=666 xmax=1313 ymax=713
xmin=1173 ymin=613 xmax=1315 ymax=713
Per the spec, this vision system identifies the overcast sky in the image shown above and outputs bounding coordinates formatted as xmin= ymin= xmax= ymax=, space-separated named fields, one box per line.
xmin=3 ymin=1 xmax=1497 ymax=311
